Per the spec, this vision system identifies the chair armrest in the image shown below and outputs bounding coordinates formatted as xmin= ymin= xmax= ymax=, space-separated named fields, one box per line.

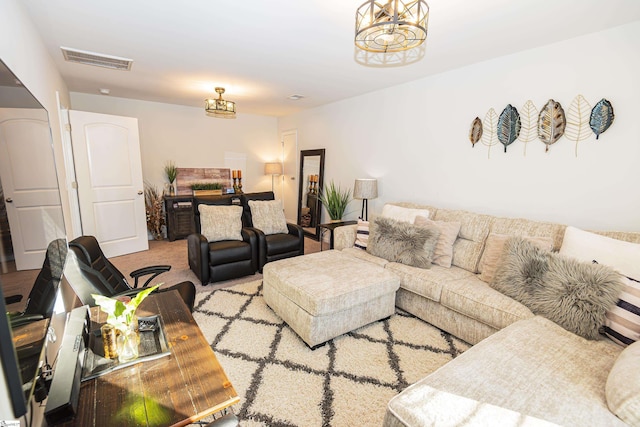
xmin=286 ymin=223 xmax=305 ymax=254
xmin=241 ymin=228 xmax=259 ymax=272
xmin=334 ymin=224 xmax=358 ymax=251
xmin=9 ymin=313 xmax=45 ymax=328
xmin=187 ymin=233 xmax=210 ymax=284
xmin=129 ymin=265 xmax=171 ymax=288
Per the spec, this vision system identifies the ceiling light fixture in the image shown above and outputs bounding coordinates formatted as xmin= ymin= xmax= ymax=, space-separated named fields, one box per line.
xmin=205 ymin=87 xmax=236 ymax=119
xmin=355 ymin=0 xmax=429 ymax=53
xmin=288 ymin=94 xmax=305 ymax=101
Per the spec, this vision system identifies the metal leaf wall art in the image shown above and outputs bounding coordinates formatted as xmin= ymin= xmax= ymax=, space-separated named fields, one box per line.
xmin=564 ymin=94 xmax=591 ymax=157
xmin=497 ymin=104 xmax=521 ymax=153
xmin=590 ymin=98 xmax=615 ymax=139
xmin=481 ymin=108 xmax=499 ymax=159
xmin=469 ymin=117 xmax=483 ymax=147
xmin=538 ymin=99 xmax=566 ymax=153
xmin=517 ymin=100 xmax=538 ymax=156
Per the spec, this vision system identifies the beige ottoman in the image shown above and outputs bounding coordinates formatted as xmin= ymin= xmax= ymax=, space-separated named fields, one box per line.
xmin=263 ymin=250 xmax=400 ymax=348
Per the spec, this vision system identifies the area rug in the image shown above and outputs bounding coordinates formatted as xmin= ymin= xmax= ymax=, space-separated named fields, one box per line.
xmin=192 ymin=280 xmax=470 ymax=427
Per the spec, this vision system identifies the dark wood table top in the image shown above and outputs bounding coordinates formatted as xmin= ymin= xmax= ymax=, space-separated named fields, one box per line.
xmin=60 ymin=290 xmax=238 ymax=427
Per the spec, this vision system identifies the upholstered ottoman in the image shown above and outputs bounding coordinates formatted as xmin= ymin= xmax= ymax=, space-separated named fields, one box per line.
xmin=263 ymin=250 xmax=400 ymax=348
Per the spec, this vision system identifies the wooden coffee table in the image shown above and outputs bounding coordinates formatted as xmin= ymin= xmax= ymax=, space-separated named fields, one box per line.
xmin=60 ymin=290 xmax=238 ymax=427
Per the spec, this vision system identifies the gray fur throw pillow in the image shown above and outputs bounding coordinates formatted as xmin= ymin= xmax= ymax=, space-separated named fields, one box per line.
xmin=367 ymin=217 xmax=440 ymax=269
xmin=492 ymin=237 xmax=624 ymax=340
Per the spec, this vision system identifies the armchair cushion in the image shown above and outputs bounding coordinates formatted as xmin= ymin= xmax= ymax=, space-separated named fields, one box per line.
xmin=248 ymin=200 xmax=288 ymax=235
xmin=199 ymin=204 xmax=243 ymax=242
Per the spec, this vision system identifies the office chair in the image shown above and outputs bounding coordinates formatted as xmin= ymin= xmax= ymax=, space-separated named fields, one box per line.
xmin=67 ymin=235 xmax=195 ymax=312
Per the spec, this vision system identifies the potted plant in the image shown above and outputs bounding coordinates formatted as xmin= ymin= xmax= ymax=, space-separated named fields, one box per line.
xmin=319 ymin=180 xmax=351 ymax=222
xmin=191 ymin=182 xmax=223 ymax=196
xmin=164 ymin=161 xmax=178 ymax=195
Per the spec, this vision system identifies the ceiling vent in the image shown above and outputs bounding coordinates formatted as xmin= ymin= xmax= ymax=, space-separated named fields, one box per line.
xmin=60 ymin=47 xmax=133 ymax=71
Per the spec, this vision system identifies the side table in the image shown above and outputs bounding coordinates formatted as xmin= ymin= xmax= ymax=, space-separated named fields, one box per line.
xmin=319 ymin=221 xmax=357 ymax=251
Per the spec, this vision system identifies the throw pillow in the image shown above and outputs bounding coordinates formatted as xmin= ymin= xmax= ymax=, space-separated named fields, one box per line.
xmin=560 ymin=226 xmax=640 ymax=279
xmin=381 ymin=204 xmax=430 ymax=224
xmin=248 ymin=200 xmax=289 ymax=235
xmin=605 ymin=340 xmax=640 ymax=425
xmin=199 ymin=205 xmax=243 ymax=242
xmin=492 ymin=237 xmax=624 ymax=340
xmin=414 ymin=216 xmax=461 ymax=268
xmin=367 ymin=216 xmax=440 ymax=269
xmin=354 ymin=219 xmax=370 ymax=250
xmin=478 ymin=233 xmax=553 ymax=284
xmin=601 ymin=270 xmax=640 ymax=346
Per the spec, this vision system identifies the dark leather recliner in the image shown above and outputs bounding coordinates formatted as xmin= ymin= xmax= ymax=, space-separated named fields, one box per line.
xmin=187 ymin=195 xmax=258 ymax=284
xmin=240 ymin=191 xmax=304 ymax=272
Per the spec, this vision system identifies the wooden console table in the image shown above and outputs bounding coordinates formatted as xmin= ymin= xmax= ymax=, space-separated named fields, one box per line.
xmin=60 ymin=290 xmax=239 ymax=427
xmin=164 ymin=195 xmax=196 ymax=241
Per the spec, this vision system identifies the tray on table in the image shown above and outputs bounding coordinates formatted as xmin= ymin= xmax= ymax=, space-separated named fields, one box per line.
xmin=81 ymin=315 xmax=171 ymax=382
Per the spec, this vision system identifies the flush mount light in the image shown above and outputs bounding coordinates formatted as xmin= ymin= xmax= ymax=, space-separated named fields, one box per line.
xmin=288 ymin=94 xmax=305 ymax=101
xmin=355 ymin=0 xmax=429 ymax=53
xmin=205 ymin=87 xmax=237 ymax=119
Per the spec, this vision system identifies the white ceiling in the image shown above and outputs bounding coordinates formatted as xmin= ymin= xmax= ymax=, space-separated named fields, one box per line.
xmin=22 ymin=0 xmax=640 ymax=117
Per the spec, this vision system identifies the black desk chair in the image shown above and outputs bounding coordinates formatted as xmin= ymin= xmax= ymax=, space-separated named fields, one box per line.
xmin=68 ymin=235 xmax=196 ymax=312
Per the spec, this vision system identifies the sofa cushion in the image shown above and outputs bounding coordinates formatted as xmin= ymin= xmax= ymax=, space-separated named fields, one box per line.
xmin=342 ymin=247 xmax=389 ymax=267
xmin=367 ymin=217 xmax=440 ymax=269
xmin=386 ymin=263 xmax=474 ymax=303
xmin=606 ymin=340 xmax=640 ymax=425
xmin=439 ymin=276 xmax=534 ymax=330
xmin=416 ymin=316 xmax=625 ymax=426
xmin=477 ymin=233 xmax=553 ymax=284
xmin=493 ymin=238 xmax=623 ymax=340
xmin=490 ymin=216 xmax=566 ymax=251
xmin=381 ymin=204 xmax=430 ymax=223
xmin=414 ymin=216 xmax=461 ymax=268
xmin=199 ymin=205 xmax=243 ymax=242
xmin=433 ymin=208 xmax=493 ymax=273
xmin=248 ymin=199 xmax=288 ymax=235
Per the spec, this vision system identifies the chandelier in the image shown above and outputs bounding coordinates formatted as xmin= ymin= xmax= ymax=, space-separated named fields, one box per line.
xmin=355 ymin=0 xmax=429 ymax=53
xmin=205 ymin=87 xmax=236 ymax=119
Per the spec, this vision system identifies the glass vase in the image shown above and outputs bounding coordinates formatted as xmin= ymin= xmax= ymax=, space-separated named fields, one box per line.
xmin=117 ymin=317 xmax=139 ymax=363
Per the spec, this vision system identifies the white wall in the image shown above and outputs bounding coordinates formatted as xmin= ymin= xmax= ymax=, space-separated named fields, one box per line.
xmin=70 ymin=93 xmax=280 ymax=193
xmin=278 ymin=21 xmax=640 ymax=232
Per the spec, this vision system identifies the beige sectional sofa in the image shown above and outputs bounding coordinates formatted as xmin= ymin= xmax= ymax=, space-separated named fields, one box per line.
xmin=333 ymin=202 xmax=640 ymax=426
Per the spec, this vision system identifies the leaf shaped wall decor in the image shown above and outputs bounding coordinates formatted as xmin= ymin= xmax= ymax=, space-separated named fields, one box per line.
xmin=565 ymin=94 xmax=592 ymax=157
xmin=538 ymin=99 xmax=566 ymax=152
xmin=481 ymin=108 xmax=499 ymax=159
xmin=590 ymin=98 xmax=614 ymax=139
xmin=497 ymin=104 xmax=521 ymax=153
xmin=469 ymin=117 xmax=483 ymax=147
xmin=518 ymin=100 xmax=538 ymax=156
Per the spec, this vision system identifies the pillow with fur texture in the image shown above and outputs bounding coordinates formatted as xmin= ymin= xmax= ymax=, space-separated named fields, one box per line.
xmin=478 ymin=233 xmax=553 ymax=283
xmin=248 ymin=200 xmax=288 ymax=235
xmin=367 ymin=216 xmax=440 ymax=269
xmin=492 ymin=237 xmax=624 ymax=340
xmin=199 ymin=205 xmax=243 ymax=242
xmin=414 ymin=216 xmax=461 ymax=268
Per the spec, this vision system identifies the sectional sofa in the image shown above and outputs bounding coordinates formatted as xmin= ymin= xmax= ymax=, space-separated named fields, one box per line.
xmin=333 ymin=202 xmax=640 ymax=426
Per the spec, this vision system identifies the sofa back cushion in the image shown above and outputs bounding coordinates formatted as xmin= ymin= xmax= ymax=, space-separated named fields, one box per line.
xmin=490 ymin=216 xmax=566 ymax=251
xmin=434 ymin=208 xmax=493 ymax=273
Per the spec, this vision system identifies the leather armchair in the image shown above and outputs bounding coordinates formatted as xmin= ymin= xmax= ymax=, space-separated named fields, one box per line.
xmin=240 ymin=192 xmax=304 ymax=272
xmin=188 ymin=195 xmax=258 ymax=284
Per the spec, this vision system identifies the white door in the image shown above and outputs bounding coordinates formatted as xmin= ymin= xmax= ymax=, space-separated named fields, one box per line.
xmin=281 ymin=130 xmax=298 ymax=223
xmin=70 ymin=110 xmax=148 ymax=258
xmin=0 ymin=108 xmax=65 ymax=270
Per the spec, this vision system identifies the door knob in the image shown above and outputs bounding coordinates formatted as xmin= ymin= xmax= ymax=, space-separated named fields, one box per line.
xmin=5 ymin=198 xmax=12 ymax=203
xmin=138 ymin=191 xmax=143 ymax=195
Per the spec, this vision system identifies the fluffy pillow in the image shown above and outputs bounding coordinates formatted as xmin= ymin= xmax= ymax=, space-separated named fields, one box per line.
xmin=414 ymin=216 xmax=461 ymax=268
xmin=367 ymin=217 xmax=440 ymax=269
xmin=199 ymin=205 xmax=243 ymax=242
xmin=560 ymin=226 xmax=640 ymax=279
xmin=248 ymin=200 xmax=288 ymax=235
xmin=492 ymin=237 xmax=624 ymax=340
xmin=354 ymin=219 xmax=370 ymax=250
xmin=478 ymin=233 xmax=553 ymax=284
xmin=605 ymin=340 xmax=640 ymax=425
xmin=381 ymin=204 xmax=430 ymax=224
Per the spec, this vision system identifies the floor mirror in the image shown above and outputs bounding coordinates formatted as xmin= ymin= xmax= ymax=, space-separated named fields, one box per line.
xmin=297 ymin=149 xmax=325 ymax=240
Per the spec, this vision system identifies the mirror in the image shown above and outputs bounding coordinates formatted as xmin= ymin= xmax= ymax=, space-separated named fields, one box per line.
xmin=297 ymin=149 xmax=325 ymax=240
xmin=0 ymin=58 xmax=66 ymax=417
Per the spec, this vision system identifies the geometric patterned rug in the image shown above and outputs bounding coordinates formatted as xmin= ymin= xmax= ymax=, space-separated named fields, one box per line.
xmin=193 ymin=280 xmax=470 ymax=427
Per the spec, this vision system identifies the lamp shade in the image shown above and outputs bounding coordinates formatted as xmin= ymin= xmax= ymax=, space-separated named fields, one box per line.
xmin=264 ymin=162 xmax=283 ymax=175
xmin=353 ymin=178 xmax=378 ymax=199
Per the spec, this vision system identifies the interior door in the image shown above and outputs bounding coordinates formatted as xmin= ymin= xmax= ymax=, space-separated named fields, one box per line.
xmin=0 ymin=108 xmax=64 ymax=270
xmin=281 ymin=130 xmax=298 ymax=223
xmin=70 ymin=110 xmax=148 ymax=258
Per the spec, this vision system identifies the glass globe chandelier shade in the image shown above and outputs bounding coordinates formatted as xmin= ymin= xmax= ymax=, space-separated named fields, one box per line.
xmin=355 ymin=0 xmax=429 ymax=53
xmin=205 ymin=87 xmax=236 ymax=119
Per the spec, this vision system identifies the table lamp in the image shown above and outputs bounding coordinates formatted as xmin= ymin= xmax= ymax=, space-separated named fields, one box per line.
xmin=353 ymin=178 xmax=377 ymax=221
xmin=265 ymin=162 xmax=283 ymax=192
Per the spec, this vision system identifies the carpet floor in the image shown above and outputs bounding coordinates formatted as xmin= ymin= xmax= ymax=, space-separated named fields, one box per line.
xmin=193 ymin=280 xmax=470 ymax=427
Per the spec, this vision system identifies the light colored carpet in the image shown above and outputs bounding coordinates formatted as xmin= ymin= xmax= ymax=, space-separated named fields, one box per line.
xmin=193 ymin=280 xmax=470 ymax=427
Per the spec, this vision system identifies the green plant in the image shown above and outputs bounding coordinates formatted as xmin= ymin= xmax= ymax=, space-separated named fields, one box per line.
xmin=164 ymin=161 xmax=178 ymax=183
xmin=92 ymin=284 xmax=160 ymax=330
xmin=319 ymin=180 xmax=351 ymax=221
xmin=190 ymin=182 xmax=223 ymax=190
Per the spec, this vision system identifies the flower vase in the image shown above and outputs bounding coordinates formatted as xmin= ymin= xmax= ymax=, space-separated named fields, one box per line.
xmin=171 ymin=181 xmax=177 ymax=196
xmin=117 ymin=317 xmax=139 ymax=363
